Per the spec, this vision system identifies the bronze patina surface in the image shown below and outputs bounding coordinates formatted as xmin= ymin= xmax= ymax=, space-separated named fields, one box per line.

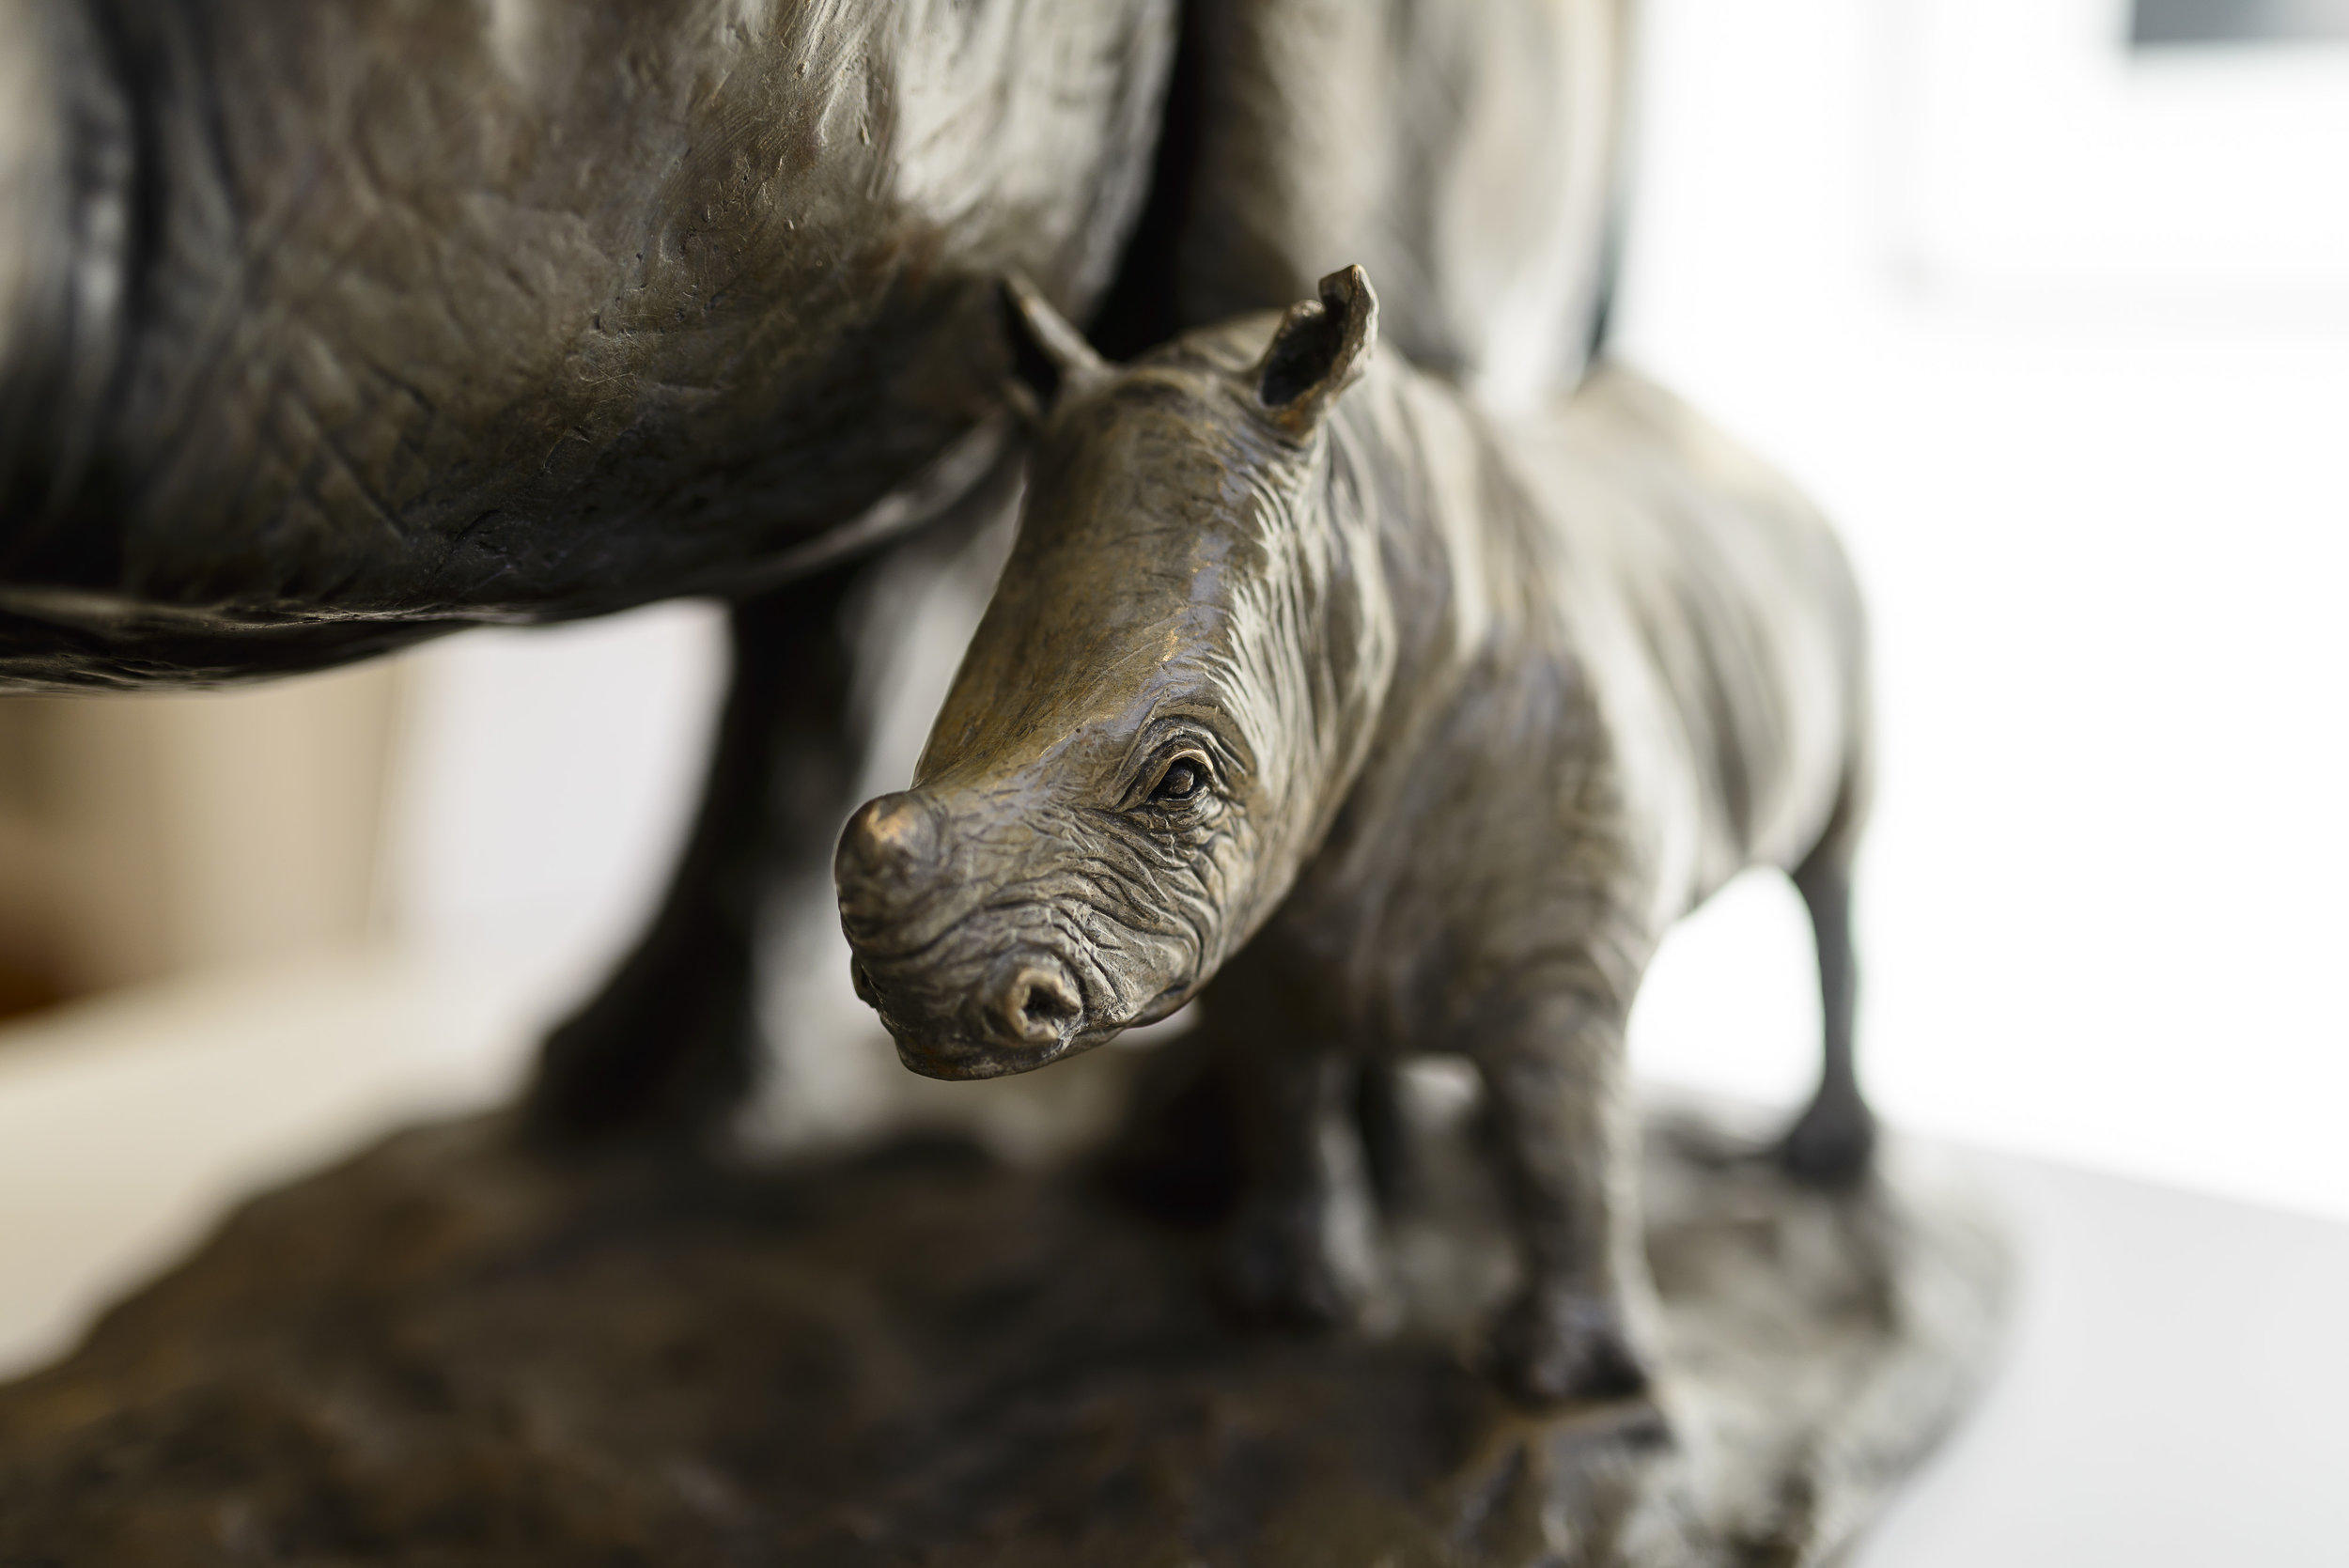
xmin=0 ymin=1098 xmax=2005 ymax=1566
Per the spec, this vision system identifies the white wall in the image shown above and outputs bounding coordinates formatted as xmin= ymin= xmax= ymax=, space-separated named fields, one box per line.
xmin=381 ymin=602 xmax=728 ymax=1009
xmin=1613 ymin=0 xmax=2349 ymax=1219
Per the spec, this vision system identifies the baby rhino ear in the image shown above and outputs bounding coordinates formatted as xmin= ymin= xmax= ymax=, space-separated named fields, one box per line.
xmin=1256 ymin=264 xmax=1378 ymax=433
xmin=998 ymin=273 xmax=1110 ymax=425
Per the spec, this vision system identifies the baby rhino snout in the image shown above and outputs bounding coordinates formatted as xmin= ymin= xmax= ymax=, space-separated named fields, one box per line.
xmin=837 ymin=790 xmax=1089 ymax=1073
xmin=983 ymin=951 xmax=1081 ymax=1048
xmin=835 ymin=791 xmax=943 ymax=935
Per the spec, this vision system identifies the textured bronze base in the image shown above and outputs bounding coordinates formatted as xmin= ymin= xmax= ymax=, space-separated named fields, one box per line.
xmin=0 ymin=1104 xmax=2006 ymax=1566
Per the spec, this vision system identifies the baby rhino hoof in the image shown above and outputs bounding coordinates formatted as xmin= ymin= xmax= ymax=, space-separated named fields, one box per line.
xmin=1777 ymin=1092 xmax=1878 ymax=1188
xmin=1491 ymin=1291 xmax=1652 ymax=1408
xmin=1220 ymin=1206 xmax=1365 ymax=1328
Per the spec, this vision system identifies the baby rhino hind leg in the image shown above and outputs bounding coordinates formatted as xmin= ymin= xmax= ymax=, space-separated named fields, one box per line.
xmin=1477 ymin=990 xmax=1654 ymax=1406
xmin=1777 ymin=831 xmax=1879 ymax=1186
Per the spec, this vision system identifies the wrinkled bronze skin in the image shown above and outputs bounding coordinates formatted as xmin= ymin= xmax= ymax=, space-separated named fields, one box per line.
xmin=0 ymin=0 xmax=1172 ymax=685
xmin=839 ymin=267 xmax=1877 ymax=1404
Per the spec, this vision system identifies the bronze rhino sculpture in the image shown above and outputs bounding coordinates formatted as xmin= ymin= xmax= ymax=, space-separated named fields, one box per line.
xmin=0 ymin=0 xmax=1631 ymax=1147
xmin=837 ymin=267 xmax=1875 ymax=1403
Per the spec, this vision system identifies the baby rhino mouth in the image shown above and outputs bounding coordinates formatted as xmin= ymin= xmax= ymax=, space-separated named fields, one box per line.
xmin=848 ymin=941 xmax=1090 ymax=1079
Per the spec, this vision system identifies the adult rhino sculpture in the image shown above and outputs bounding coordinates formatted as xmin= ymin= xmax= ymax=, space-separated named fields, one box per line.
xmin=0 ymin=0 xmax=1630 ymax=1139
xmin=0 ymin=0 xmax=1174 ymax=675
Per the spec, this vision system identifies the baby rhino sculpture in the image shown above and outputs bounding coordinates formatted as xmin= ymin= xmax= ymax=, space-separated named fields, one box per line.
xmin=835 ymin=267 xmax=1875 ymax=1405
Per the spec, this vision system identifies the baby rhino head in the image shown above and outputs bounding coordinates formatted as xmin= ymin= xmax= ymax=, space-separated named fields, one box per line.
xmin=835 ymin=730 xmax=1235 ymax=1079
xmin=836 ymin=266 xmax=1391 ymax=1079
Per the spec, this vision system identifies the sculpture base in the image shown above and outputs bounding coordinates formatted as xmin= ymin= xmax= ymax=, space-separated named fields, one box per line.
xmin=0 ymin=1102 xmax=2006 ymax=1566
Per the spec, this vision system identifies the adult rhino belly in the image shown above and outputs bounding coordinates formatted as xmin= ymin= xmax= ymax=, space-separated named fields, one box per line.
xmin=0 ymin=0 xmax=1173 ymax=687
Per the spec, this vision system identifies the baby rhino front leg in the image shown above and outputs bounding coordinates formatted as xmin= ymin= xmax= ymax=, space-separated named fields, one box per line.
xmin=1478 ymin=990 xmax=1654 ymax=1406
xmin=1221 ymin=1044 xmax=1380 ymax=1327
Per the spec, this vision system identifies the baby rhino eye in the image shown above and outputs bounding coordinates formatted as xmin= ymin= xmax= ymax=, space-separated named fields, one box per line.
xmin=1153 ymin=757 xmax=1206 ymax=802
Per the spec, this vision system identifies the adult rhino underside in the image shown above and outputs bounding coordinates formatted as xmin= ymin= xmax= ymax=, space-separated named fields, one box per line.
xmin=0 ymin=0 xmax=1174 ymax=684
xmin=0 ymin=0 xmax=1631 ymax=1139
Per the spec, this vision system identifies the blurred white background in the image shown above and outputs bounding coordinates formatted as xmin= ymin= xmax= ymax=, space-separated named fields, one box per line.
xmin=2 ymin=0 xmax=2345 ymax=1398
xmin=1616 ymin=0 xmax=2349 ymax=1221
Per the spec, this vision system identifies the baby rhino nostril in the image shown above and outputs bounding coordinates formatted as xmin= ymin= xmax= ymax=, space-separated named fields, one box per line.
xmin=997 ymin=960 xmax=1080 ymax=1045
xmin=1020 ymin=980 xmax=1075 ymax=1024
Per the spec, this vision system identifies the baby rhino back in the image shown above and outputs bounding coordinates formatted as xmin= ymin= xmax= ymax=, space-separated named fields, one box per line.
xmin=1517 ymin=366 xmax=1868 ymax=913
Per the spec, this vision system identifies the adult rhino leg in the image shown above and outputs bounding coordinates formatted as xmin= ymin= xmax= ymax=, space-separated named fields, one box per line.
xmin=1476 ymin=986 xmax=1654 ymax=1406
xmin=521 ymin=560 xmax=866 ymax=1147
